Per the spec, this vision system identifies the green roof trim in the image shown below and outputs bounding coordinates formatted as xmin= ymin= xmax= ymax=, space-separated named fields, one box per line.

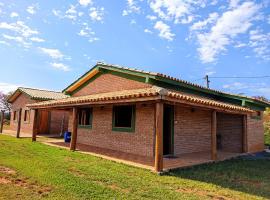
xmin=62 ymin=62 xmax=270 ymax=111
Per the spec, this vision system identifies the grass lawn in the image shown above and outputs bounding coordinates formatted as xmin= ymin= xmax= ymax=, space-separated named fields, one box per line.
xmin=0 ymin=135 xmax=270 ymax=200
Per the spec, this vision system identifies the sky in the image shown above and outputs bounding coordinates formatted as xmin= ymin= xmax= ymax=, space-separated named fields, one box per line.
xmin=0 ymin=0 xmax=269 ymax=98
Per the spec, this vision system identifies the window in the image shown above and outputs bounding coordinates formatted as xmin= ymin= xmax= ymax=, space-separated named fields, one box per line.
xmin=78 ymin=108 xmax=93 ymax=128
xmin=24 ymin=110 xmax=30 ymax=122
xmin=112 ymin=105 xmax=135 ymax=132
xmin=13 ymin=111 xmax=17 ymax=121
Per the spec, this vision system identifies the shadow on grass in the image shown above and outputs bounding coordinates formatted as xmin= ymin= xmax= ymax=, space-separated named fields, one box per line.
xmin=168 ymin=158 xmax=270 ymax=199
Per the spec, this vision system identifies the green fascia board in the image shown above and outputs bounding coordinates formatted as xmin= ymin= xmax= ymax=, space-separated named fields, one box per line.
xmin=62 ymin=65 xmax=99 ymax=93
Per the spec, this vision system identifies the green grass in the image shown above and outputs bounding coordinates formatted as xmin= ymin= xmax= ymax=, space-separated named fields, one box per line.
xmin=0 ymin=135 xmax=270 ymax=200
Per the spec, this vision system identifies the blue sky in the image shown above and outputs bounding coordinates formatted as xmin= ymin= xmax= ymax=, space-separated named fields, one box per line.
xmin=0 ymin=0 xmax=269 ymax=98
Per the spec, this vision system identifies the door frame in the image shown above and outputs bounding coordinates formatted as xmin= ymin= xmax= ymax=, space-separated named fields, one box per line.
xmin=163 ymin=104 xmax=174 ymax=156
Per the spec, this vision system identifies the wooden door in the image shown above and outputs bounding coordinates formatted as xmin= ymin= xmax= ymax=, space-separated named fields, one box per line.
xmin=38 ymin=110 xmax=49 ymax=135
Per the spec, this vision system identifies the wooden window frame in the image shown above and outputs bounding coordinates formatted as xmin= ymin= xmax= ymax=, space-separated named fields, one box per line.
xmin=78 ymin=107 xmax=93 ymax=129
xmin=112 ymin=105 xmax=136 ymax=132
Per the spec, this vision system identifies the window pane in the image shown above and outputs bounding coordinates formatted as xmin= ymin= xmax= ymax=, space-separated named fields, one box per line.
xmin=114 ymin=106 xmax=133 ymax=128
xmin=78 ymin=108 xmax=92 ymax=126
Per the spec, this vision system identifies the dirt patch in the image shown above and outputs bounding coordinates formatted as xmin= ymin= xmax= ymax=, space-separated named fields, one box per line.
xmin=68 ymin=167 xmax=86 ymax=177
xmin=233 ymin=178 xmax=262 ymax=188
xmin=107 ymin=184 xmax=130 ymax=193
xmin=0 ymin=166 xmax=16 ymax=174
xmin=176 ymin=188 xmax=233 ymax=200
xmin=0 ymin=166 xmax=52 ymax=197
xmin=0 ymin=177 xmax=12 ymax=184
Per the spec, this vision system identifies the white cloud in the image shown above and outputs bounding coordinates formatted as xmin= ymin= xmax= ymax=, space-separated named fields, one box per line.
xmin=122 ymin=0 xmax=141 ymax=16
xmin=10 ymin=12 xmax=19 ymax=18
xmin=65 ymin=5 xmax=77 ymax=20
xmin=2 ymin=34 xmax=30 ymax=47
xmin=190 ymin=12 xmax=218 ymax=31
xmin=52 ymin=9 xmax=62 ymax=18
xmin=79 ymin=0 xmax=92 ymax=7
xmin=194 ymin=1 xmax=261 ymax=63
xmin=146 ymin=15 xmax=157 ymax=21
xmin=229 ymin=0 xmax=240 ymax=8
xmin=0 ymin=82 xmax=19 ymax=94
xmin=39 ymin=47 xmax=64 ymax=59
xmin=149 ymin=0 xmax=206 ymax=24
xmin=89 ymin=7 xmax=104 ymax=21
xmin=26 ymin=5 xmax=37 ymax=15
xmin=223 ymin=82 xmax=248 ymax=90
xmin=30 ymin=37 xmax=45 ymax=42
xmin=77 ymin=23 xmax=98 ymax=43
xmin=249 ymin=29 xmax=270 ymax=60
xmin=154 ymin=21 xmax=175 ymax=41
xmin=130 ymin=19 xmax=136 ymax=24
xmin=78 ymin=29 xmax=88 ymax=36
xmin=0 ymin=40 xmax=9 ymax=45
xmin=144 ymin=29 xmax=153 ymax=34
xmin=0 ymin=21 xmax=39 ymax=38
xmin=50 ymin=62 xmax=70 ymax=71
xmin=88 ymin=37 xmax=99 ymax=43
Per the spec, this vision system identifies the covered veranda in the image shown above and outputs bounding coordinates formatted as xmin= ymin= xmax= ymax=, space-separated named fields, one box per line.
xmin=26 ymin=86 xmax=252 ymax=172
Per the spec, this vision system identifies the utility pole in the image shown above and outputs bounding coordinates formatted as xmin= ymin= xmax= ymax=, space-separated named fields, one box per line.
xmin=204 ymin=75 xmax=210 ymax=88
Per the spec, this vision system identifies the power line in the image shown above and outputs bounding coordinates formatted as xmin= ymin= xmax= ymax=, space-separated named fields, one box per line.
xmin=208 ymin=75 xmax=270 ymax=79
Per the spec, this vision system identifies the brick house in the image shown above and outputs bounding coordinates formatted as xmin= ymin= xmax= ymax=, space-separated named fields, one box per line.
xmin=26 ymin=62 xmax=269 ymax=172
xmin=7 ymin=87 xmax=69 ymax=136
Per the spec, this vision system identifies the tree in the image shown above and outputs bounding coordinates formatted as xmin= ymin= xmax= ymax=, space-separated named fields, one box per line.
xmin=0 ymin=91 xmax=12 ymax=113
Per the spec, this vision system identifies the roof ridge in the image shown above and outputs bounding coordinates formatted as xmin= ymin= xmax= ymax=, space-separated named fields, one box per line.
xmin=19 ymin=87 xmax=63 ymax=93
xmin=96 ymin=62 xmax=269 ymax=106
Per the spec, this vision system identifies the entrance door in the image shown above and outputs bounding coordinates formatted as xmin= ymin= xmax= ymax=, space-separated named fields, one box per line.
xmin=38 ymin=110 xmax=50 ymax=135
xmin=163 ymin=104 xmax=174 ymax=155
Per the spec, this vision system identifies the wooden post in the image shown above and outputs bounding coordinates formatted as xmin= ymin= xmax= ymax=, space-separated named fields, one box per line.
xmin=0 ymin=110 xmax=4 ymax=133
xmin=70 ymin=107 xmax=78 ymax=151
xmin=16 ymin=108 xmax=22 ymax=138
xmin=155 ymin=102 xmax=164 ymax=172
xmin=32 ymin=109 xmax=38 ymax=142
xmin=211 ymin=110 xmax=217 ymax=160
xmin=242 ymin=115 xmax=248 ymax=153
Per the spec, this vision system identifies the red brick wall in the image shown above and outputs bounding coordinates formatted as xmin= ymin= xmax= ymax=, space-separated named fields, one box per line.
xmin=10 ymin=94 xmax=37 ymax=134
xmin=247 ymin=112 xmax=264 ymax=152
xmin=49 ymin=110 xmax=69 ymax=135
xmin=217 ymin=113 xmax=243 ymax=153
xmin=174 ymin=106 xmax=212 ymax=155
xmin=68 ymin=103 xmax=155 ymax=157
xmin=10 ymin=93 xmax=69 ymax=135
xmin=72 ymin=73 xmax=151 ymax=97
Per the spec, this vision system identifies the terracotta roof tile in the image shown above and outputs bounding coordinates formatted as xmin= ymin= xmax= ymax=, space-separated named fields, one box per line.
xmin=27 ymin=86 xmax=252 ymax=113
xmin=8 ymin=87 xmax=68 ymax=103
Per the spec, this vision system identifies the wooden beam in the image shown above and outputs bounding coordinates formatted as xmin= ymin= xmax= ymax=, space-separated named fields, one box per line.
xmin=155 ymin=102 xmax=164 ymax=172
xmin=211 ymin=110 xmax=217 ymax=160
xmin=0 ymin=110 xmax=4 ymax=133
xmin=70 ymin=107 xmax=78 ymax=151
xmin=16 ymin=108 xmax=22 ymax=138
xmin=32 ymin=109 xmax=38 ymax=142
xmin=242 ymin=115 xmax=248 ymax=153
